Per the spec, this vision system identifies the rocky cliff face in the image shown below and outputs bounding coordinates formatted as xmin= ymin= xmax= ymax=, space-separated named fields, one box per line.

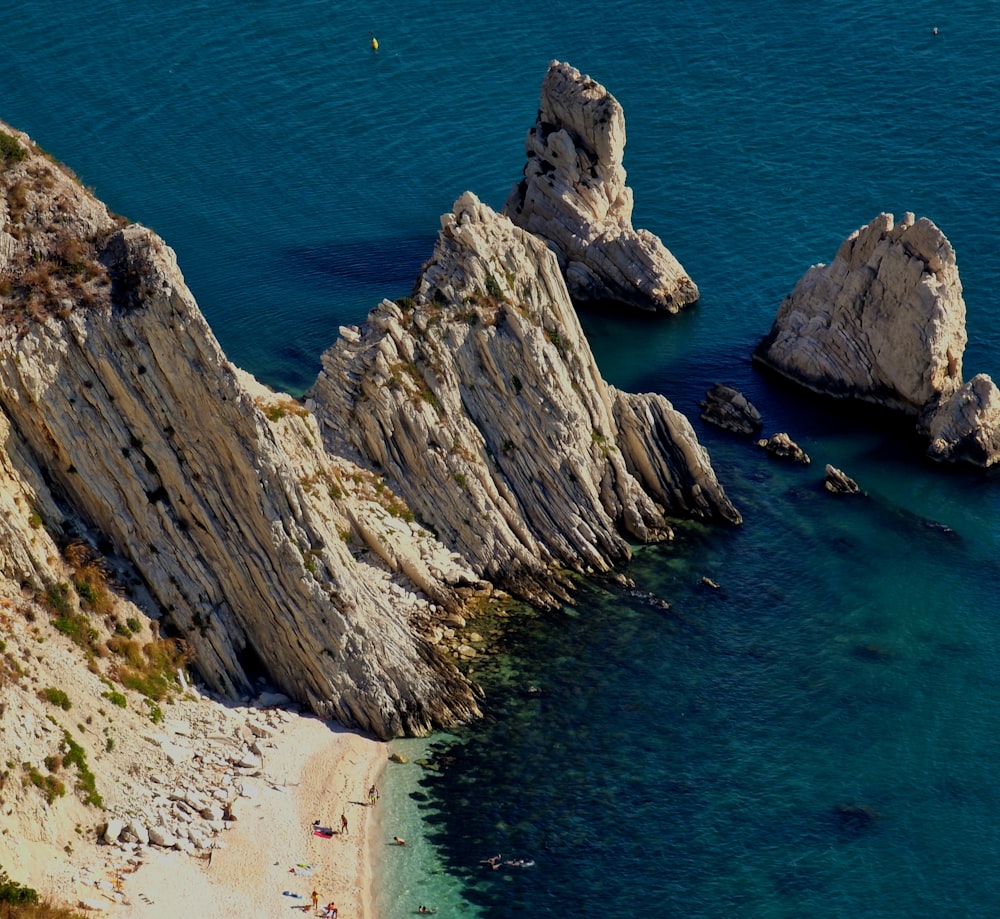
xmin=754 ymin=213 xmax=966 ymax=415
xmin=307 ymin=192 xmax=739 ymax=609
xmin=504 ymin=61 xmax=699 ymax=313
xmin=0 ymin=123 xmax=482 ymax=739
xmin=0 ymin=109 xmax=738 ymax=739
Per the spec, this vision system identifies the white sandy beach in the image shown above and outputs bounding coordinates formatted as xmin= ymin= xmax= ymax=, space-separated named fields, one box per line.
xmin=98 ymin=717 xmax=387 ymax=919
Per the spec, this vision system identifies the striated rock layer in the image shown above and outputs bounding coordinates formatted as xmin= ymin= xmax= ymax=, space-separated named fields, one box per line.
xmin=504 ymin=61 xmax=699 ymax=313
xmin=308 ymin=193 xmax=739 ymax=609
xmin=0 ymin=114 xmax=739 ymax=738
xmin=0 ymin=122 xmax=483 ymax=738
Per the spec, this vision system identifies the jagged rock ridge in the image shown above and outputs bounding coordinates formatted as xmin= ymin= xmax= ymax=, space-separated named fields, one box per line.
xmin=307 ymin=193 xmax=739 ymax=609
xmin=0 ymin=86 xmax=739 ymax=741
xmin=504 ymin=61 xmax=699 ymax=313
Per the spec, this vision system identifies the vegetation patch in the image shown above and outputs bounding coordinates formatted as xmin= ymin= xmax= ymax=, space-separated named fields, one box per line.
xmin=60 ymin=731 xmax=102 ymax=808
xmin=0 ymin=131 xmax=27 ymax=166
xmin=108 ymin=637 xmax=189 ymax=702
xmin=39 ymin=687 xmax=71 ymax=711
xmin=22 ymin=763 xmax=65 ymax=805
xmin=256 ymin=395 xmax=310 ymax=423
xmin=0 ymin=868 xmax=38 ymax=906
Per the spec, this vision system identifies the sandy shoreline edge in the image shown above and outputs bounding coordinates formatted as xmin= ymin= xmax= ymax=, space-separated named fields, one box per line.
xmin=99 ymin=714 xmax=388 ymax=919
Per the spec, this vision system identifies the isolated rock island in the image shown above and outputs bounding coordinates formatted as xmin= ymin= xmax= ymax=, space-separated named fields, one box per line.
xmin=754 ymin=212 xmax=1000 ymax=467
xmin=504 ymin=61 xmax=700 ymax=313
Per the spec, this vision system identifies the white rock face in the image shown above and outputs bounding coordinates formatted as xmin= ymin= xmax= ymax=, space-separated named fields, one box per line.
xmin=0 ymin=117 xmax=736 ymax=740
xmin=754 ymin=213 xmax=966 ymax=415
xmin=504 ymin=61 xmax=699 ymax=313
xmin=308 ymin=193 xmax=739 ymax=608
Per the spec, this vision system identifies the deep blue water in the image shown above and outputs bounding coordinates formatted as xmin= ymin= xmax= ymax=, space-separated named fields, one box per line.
xmin=5 ymin=1 xmax=1000 ymax=916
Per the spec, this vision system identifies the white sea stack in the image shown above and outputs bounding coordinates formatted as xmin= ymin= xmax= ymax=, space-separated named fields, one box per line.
xmin=504 ymin=61 xmax=699 ymax=313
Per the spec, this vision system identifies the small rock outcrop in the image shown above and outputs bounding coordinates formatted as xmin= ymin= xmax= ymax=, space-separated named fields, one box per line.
xmin=754 ymin=213 xmax=966 ymax=415
xmin=757 ymin=433 xmax=810 ymax=465
xmin=699 ymin=383 xmax=763 ymax=435
xmin=926 ymin=374 xmax=1000 ymax=466
xmin=824 ymin=464 xmax=861 ymax=495
xmin=504 ymin=61 xmax=699 ymax=313
xmin=307 ymin=193 xmax=739 ymax=609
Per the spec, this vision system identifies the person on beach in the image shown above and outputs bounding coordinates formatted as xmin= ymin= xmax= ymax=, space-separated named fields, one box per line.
xmin=368 ymin=783 xmax=380 ymax=806
xmin=393 ymin=835 xmax=407 ymax=846
xmin=321 ymin=904 xmax=338 ymax=918
xmin=340 ymin=813 xmax=348 ymax=835
xmin=311 ymin=890 xmax=319 ymax=912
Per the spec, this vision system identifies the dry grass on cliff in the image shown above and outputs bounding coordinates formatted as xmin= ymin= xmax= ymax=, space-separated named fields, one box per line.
xmin=0 ymin=125 xmax=127 ymax=332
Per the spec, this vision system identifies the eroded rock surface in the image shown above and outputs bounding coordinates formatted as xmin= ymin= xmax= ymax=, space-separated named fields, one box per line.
xmin=308 ymin=193 xmax=739 ymax=609
xmin=926 ymin=374 xmax=1000 ymax=466
xmin=754 ymin=212 xmax=1000 ymax=466
xmin=757 ymin=432 xmax=810 ymax=465
xmin=824 ymin=464 xmax=861 ymax=495
xmin=504 ymin=61 xmax=699 ymax=313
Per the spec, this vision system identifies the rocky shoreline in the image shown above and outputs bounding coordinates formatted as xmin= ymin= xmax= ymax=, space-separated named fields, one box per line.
xmin=1 ymin=54 xmax=997 ymax=916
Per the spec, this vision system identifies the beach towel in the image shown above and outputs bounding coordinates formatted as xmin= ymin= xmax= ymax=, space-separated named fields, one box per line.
xmin=289 ymin=867 xmax=315 ymax=877
xmin=313 ymin=827 xmax=334 ymax=838
xmin=282 ymin=891 xmax=304 ymax=899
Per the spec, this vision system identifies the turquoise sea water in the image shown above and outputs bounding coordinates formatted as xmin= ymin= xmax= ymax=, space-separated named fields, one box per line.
xmin=5 ymin=1 xmax=1000 ymax=916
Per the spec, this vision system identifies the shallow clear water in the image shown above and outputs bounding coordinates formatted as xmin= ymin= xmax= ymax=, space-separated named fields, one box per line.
xmin=5 ymin=1 xmax=1000 ymax=916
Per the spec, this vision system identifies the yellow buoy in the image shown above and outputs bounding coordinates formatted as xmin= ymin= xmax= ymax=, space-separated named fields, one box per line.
xmin=370 ymin=34 xmax=379 ymax=50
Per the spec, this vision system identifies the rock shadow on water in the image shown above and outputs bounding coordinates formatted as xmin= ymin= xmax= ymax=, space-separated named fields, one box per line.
xmin=283 ymin=235 xmax=435 ymax=293
xmin=826 ymin=802 xmax=883 ymax=841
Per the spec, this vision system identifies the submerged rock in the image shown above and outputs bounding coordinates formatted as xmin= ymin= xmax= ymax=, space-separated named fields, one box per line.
xmin=504 ymin=61 xmax=699 ymax=313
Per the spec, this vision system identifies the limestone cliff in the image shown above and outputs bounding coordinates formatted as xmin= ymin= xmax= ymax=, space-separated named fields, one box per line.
xmin=307 ymin=192 xmax=739 ymax=609
xmin=504 ymin=61 xmax=699 ymax=313
xmin=0 ymin=122 xmax=483 ymax=739
xmin=754 ymin=213 xmax=966 ymax=415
